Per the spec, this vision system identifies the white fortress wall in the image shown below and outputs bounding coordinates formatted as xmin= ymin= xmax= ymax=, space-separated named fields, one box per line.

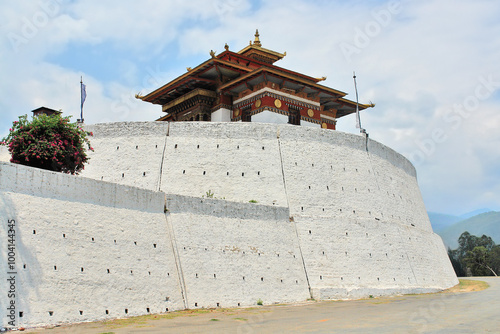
xmin=78 ymin=121 xmax=457 ymax=297
xmin=160 ymin=122 xmax=288 ymax=206
xmin=276 ymin=126 xmax=458 ymax=298
xmin=83 ymin=121 xmax=170 ymax=191
xmin=165 ymin=194 xmax=311 ymax=308
xmin=0 ymin=162 xmax=185 ymax=327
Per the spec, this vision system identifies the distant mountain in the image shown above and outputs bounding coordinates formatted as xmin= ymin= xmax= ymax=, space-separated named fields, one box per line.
xmin=428 ymin=212 xmax=462 ymax=233
xmin=459 ymin=208 xmax=492 ymax=220
xmin=436 ymin=211 xmax=500 ymax=249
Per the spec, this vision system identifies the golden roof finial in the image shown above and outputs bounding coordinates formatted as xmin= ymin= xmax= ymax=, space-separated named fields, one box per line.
xmin=253 ymin=29 xmax=261 ymax=47
xmin=224 ymin=43 xmax=229 ymax=51
xmin=210 ymin=50 xmax=216 ymax=58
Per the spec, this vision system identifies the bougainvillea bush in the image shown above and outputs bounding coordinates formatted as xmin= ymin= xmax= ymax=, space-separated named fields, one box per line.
xmin=0 ymin=114 xmax=93 ymax=174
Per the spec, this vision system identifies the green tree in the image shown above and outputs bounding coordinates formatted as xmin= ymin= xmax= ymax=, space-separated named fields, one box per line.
xmin=464 ymin=246 xmax=498 ymax=276
xmin=449 ymin=231 xmax=500 ymax=277
xmin=1 ymin=114 xmax=93 ymax=174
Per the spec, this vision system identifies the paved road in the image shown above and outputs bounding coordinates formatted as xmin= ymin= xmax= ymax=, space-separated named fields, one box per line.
xmin=28 ymin=277 xmax=499 ymax=334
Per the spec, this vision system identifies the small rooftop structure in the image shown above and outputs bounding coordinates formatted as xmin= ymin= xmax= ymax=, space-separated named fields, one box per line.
xmin=31 ymin=106 xmax=62 ymax=117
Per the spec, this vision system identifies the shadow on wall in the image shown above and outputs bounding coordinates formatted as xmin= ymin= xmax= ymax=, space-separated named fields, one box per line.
xmin=0 ymin=188 xmax=42 ymax=328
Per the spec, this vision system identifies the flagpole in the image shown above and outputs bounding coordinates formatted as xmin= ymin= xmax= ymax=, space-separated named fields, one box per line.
xmin=353 ymin=71 xmax=361 ymax=131
xmin=353 ymin=71 xmax=366 ymax=134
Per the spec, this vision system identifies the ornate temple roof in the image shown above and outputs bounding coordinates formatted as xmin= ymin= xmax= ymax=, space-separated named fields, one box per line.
xmin=138 ymin=30 xmax=373 ymax=121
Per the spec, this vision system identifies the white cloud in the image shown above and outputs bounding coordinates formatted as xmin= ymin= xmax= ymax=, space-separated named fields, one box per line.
xmin=1 ymin=0 xmax=499 ymax=215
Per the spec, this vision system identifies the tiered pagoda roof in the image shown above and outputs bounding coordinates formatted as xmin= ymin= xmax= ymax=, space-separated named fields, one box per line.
xmin=138 ymin=30 xmax=373 ymax=124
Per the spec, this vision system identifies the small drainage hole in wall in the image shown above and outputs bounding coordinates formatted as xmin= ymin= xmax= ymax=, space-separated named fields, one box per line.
xmin=79 ymin=310 xmax=83 ymax=315
xmin=19 ymin=312 xmax=23 ymax=318
xmin=81 ymin=267 xmax=84 ymax=272
xmin=106 ymin=310 xmax=109 ymax=314
xmin=125 ymin=309 xmax=128 ymax=314
xmin=49 ymin=311 xmax=53 ymax=316
xmin=147 ymin=308 xmax=150 ymax=313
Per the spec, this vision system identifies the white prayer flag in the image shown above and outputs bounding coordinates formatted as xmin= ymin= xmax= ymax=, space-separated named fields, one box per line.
xmin=81 ymin=82 xmax=87 ymax=108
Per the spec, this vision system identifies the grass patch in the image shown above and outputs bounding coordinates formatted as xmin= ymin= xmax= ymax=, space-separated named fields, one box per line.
xmin=210 ymin=318 xmax=220 ymax=321
xmin=444 ymin=279 xmax=490 ymax=293
xmin=234 ymin=317 xmax=248 ymax=321
xmin=102 ymin=308 xmax=237 ymax=328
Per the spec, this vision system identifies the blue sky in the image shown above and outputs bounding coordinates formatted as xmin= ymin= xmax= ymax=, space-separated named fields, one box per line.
xmin=1 ymin=0 xmax=500 ymax=215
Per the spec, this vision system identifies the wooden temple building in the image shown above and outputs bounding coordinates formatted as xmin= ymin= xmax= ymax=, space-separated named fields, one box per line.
xmin=138 ymin=30 xmax=373 ymax=130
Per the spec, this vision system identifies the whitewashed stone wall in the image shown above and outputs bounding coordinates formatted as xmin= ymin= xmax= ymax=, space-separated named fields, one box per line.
xmin=0 ymin=162 xmax=185 ymax=327
xmin=0 ymin=121 xmax=458 ymax=327
xmin=165 ymin=195 xmax=310 ymax=308
xmin=0 ymin=161 xmax=314 ymax=328
xmin=80 ymin=122 xmax=457 ymax=299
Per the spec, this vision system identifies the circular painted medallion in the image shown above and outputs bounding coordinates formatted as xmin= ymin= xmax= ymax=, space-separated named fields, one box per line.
xmin=274 ymin=99 xmax=282 ymax=108
xmin=321 ymin=122 xmax=328 ymax=129
xmin=307 ymin=109 xmax=314 ymax=117
xmin=234 ymin=109 xmax=240 ymax=117
xmin=255 ymin=99 xmax=262 ymax=108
